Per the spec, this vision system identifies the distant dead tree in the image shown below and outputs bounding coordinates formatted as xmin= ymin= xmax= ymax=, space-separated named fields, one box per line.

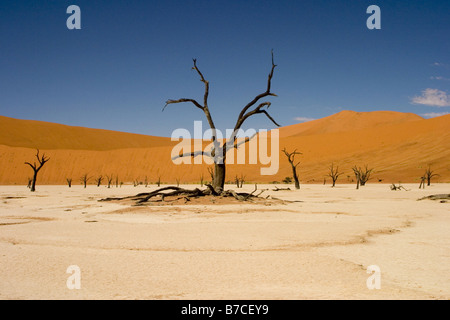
xmin=176 ymin=177 xmax=181 ymax=187
xmin=352 ymin=165 xmax=373 ymax=189
xmin=419 ymin=175 xmax=426 ymax=189
xmin=235 ymin=174 xmax=246 ymax=188
xmin=144 ymin=176 xmax=149 ymax=187
xmin=207 ymin=166 xmax=214 ymax=185
xmin=239 ymin=174 xmax=245 ymax=188
xmin=80 ymin=174 xmax=90 ymax=188
xmin=200 ymin=173 xmax=204 ymax=187
xmin=24 ymin=149 xmax=50 ymax=192
xmin=66 ymin=178 xmax=72 ymax=188
xmin=115 ymin=175 xmax=119 ymax=188
xmin=27 ymin=178 xmax=32 ymax=189
xmin=424 ymin=166 xmax=439 ymax=186
xmin=235 ymin=175 xmax=240 ymax=188
xmin=95 ymin=175 xmax=104 ymax=187
xmin=156 ymin=174 xmax=161 ymax=187
xmin=282 ymin=148 xmax=301 ymax=189
xmin=328 ymin=163 xmax=344 ymax=187
xmin=106 ymin=175 xmax=113 ymax=188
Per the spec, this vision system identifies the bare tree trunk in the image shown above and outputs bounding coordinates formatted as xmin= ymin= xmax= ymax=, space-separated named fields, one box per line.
xmin=25 ymin=149 xmax=50 ymax=192
xmin=292 ymin=165 xmax=300 ymax=190
xmin=213 ymin=163 xmax=226 ymax=193
xmin=30 ymin=172 xmax=37 ymax=192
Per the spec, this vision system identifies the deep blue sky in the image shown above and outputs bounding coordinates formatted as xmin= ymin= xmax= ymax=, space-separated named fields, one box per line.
xmin=1 ymin=0 xmax=449 ymax=136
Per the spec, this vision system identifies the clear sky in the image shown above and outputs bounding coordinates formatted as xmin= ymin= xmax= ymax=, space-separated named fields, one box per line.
xmin=1 ymin=0 xmax=449 ymax=137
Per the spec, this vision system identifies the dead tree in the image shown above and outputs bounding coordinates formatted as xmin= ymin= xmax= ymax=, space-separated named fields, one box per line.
xmin=144 ymin=176 xmax=149 ymax=187
xmin=176 ymin=177 xmax=181 ymax=187
xmin=106 ymin=175 xmax=113 ymax=188
xmin=200 ymin=173 xmax=204 ymax=187
xmin=164 ymin=52 xmax=280 ymax=194
xmin=24 ymin=149 xmax=50 ymax=192
xmin=156 ymin=175 xmax=161 ymax=187
xmin=207 ymin=166 xmax=214 ymax=185
xmin=424 ymin=166 xmax=439 ymax=186
xmin=235 ymin=174 xmax=245 ymax=188
xmin=239 ymin=174 xmax=245 ymax=188
xmin=66 ymin=178 xmax=72 ymax=188
xmin=282 ymin=148 xmax=301 ymax=189
xmin=419 ymin=175 xmax=426 ymax=189
xmin=95 ymin=175 xmax=104 ymax=187
xmin=352 ymin=165 xmax=373 ymax=189
xmin=27 ymin=178 xmax=32 ymax=189
xmin=328 ymin=163 xmax=343 ymax=187
xmin=115 ymin=175 xmax=119 ymax=188
xmin=80 ymin=174 xmax=90 ymax=188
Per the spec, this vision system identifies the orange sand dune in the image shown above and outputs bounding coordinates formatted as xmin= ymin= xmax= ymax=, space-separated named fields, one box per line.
xmin=0 ymin=111 xmax=449 ymax=185
xmin=0 ymin=115 xmax=173 ymax=150
xmin=279 ymin=110 xmax=424 ymax=137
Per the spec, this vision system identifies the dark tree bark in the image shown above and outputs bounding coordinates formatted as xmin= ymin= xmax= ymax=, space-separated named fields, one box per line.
xmin=424 ymin=166 xmax=438 ymax=186
xmin=352 ymin=165 xmax=373 ymax=188
xmin=66 ymin=178 xmax=72 ymax=188
xmin=165 ymin=52 xmax=280 ymax=194
xmin=282 ymin=148 xmax=301 ymax=189
xmin=106 ymin=175 xmax=113 ymax=188
xmin=80 ymin=174 xmax=90 ymax=188
xmin=419 ymin=176 xmax=426 ymax=189
xmin=24 ymin=149 xmax=50 ymax=192
xmin=95 ymin=175 xmax=103 ymax=187
xmin=328 ymin=163 xmax=343 ymax=187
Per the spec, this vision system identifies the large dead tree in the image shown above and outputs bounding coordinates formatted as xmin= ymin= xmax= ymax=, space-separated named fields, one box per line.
xmin=327 ymin=163 xmax=343 ymax=187
xmin=282 ymin=148 xmax=301 ymax=189
xmin=24 ymin=149 xmax=50 ymax=192
xmin=164 ymin=52 xmax=280 ymax=194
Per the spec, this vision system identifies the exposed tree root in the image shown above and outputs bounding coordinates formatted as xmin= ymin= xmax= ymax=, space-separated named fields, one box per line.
xmin=100 ymin=184 xmax=271 ymax=206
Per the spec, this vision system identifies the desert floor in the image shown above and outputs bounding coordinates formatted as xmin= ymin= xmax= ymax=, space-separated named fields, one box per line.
xmin=0 ymin=183 xmax=448 ymax=300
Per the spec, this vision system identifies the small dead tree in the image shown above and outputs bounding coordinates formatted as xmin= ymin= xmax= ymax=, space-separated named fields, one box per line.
xmin=106 ymin=175 xmax=114 ymax=188
xmin=328 ymin=163 xmax=343 ymax=187
xmin=207 ymin=166 xmax=214 ymax=185
xmin=24 ymin=149 xmax=50 ymax=192
xmin=95 ymin=175 xmax=104 ymax=187
xmin=352 ymin=165 xmax=373 ymax=189
xmin=424 ymin=166 xmax=439 ymax=186
xmin=156 ymin=174 xmax=161 ymax=187
xmin=144 ymin=176 xmax=149 ymax=187
xmin=419 ymin=175 xmax=426 ymax=189
xmin=115 ymin=175 xmax=119 ymax=188
xmin=80 ymin=174 xmax=90 ymax=188
xmin=176 ymin=177 xmax=181 ymax=187
xmin=27 ymin=178 xmax=32 ymax=189
xmin=239 ymin=174 xmax=245 ymax=188
xmin=66 ymin=178 xmax=72 ymax=188
xmin=200 ymin=173 xmax=204 ymax=187
xmin=282 ymin=148 xmax=301 ymax=189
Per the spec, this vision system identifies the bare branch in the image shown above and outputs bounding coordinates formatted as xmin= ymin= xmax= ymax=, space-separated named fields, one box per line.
xmin=163 ymin=99 xmax=204 ymax=111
